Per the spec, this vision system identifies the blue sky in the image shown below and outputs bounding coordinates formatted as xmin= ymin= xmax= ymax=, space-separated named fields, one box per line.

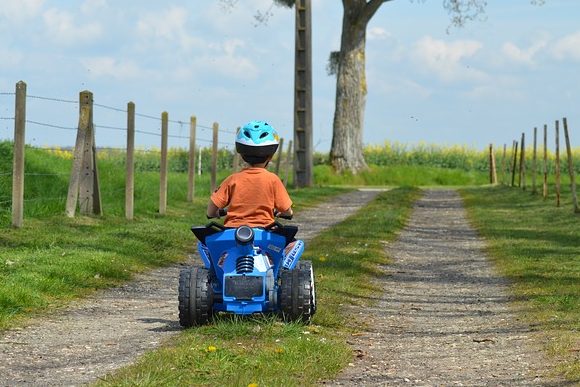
xmin=1 ymin=0 xmax=579 ymax=152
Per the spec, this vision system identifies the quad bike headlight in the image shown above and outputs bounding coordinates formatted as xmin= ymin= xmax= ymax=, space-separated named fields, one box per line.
xmin=235 ymin=225 xmax=254 ymax=244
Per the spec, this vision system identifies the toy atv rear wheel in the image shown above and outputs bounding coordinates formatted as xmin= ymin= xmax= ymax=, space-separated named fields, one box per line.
xmin=178 ymin=267 xmax=213 ymax=327
xmin=298 ymin=260 xmax=317 ymax=316
xmin=279 ymin=264 xmax=314 ymax=323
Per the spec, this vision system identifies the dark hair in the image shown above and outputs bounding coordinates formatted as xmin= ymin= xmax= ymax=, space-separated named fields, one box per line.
xmin=241 ymin=154 xmax=270 ymax=165
xmin=236 ymin=142 xmax=278 ymax=157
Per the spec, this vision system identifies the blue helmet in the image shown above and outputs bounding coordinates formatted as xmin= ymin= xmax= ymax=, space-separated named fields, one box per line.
xmin=235 ymin=120 xmax=280 ymax=157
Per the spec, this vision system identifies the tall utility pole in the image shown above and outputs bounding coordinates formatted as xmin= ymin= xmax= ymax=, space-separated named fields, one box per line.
xmin=293 ymin=0 xmax=313 ymax=187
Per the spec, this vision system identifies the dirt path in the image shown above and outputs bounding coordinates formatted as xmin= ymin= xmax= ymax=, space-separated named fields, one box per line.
xmin=0 ymin=190 xmax=380 ymax=387
xmin=326 ymin=190 xmax=569 ymax=386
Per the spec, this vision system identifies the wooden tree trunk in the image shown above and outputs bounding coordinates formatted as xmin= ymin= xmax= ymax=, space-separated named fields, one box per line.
xmin=330 ymin=2 xmax=370 ymax=174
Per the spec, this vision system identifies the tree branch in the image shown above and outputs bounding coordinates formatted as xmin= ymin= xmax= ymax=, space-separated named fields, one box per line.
xmin=362 ymin=0 xmax=393 ymax=23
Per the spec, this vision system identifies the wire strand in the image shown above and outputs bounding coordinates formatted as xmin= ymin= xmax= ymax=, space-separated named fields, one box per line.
xmin=27 ymin=94 xmax=78 ymax=104
xmin=26 ymin=120 xmax=77 ymax=131
xmin=94 ymin=103 xmax=126 ymax=113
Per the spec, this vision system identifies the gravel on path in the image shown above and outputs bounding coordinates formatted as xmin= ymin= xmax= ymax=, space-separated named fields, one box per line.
xmin=326 ymin=189 xmax=569 ymax=386
xmin=0 ymin=189 xmax=380 ymax=387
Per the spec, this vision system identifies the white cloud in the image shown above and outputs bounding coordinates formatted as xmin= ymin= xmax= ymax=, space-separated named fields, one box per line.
xmin=81 ymin=57 xmax=142 ymax=80
xmin=501 ymin=38 xmax=547 ymax=66
xmin=81 ymin=0 xmax=108 ymax=15
xmin=194 ymin=39 xmax=259 ymax=80
xmin=465 ymin=76 xmax=525 ymax=101
xmin=368 ymin=27 xmax=391 ymax=41
xmin=0 ymin=0 xmax=44 ymax=22
xmin=551 ymin=31 xmax=580 ymax=62
xmin=372 ymin=76 xmax=432 ymax=99
xmin=412 ymin=36 xmax=486 ymax=82
xmin=43 ymin=8 xmax=102 ymax=45
xmin=136 ymin=6 xmax=203 ymax=51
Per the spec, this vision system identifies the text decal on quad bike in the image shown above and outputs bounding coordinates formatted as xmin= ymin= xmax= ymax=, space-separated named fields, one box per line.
xmin=282 ymin=240 xmax=304 ymax=270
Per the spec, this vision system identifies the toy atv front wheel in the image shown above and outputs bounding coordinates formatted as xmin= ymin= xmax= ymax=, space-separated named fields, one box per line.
xmin=178 ymin=267 xmax=214 ymax=327
xmin=279 ymin=261 xmax=316 ymax=323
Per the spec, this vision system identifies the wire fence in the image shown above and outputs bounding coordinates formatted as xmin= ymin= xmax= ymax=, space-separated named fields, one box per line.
xmin=489 ymin=118 xmax=579 ymax=214
xmin=0 ymin=81 xmax=295 ymax=227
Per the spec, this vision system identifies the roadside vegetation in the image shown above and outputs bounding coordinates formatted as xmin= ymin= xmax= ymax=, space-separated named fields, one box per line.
xmin=461 ymin=185 xmax=579 ymax=381
xmin=1 ymin=141 xmax=578 ymax=383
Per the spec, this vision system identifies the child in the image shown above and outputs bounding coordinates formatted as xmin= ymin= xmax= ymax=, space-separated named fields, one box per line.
xmin=207 ymin=120 xmax=293 ymax=227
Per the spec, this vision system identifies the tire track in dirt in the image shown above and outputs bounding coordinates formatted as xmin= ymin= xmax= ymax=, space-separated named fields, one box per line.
xmin=0 ymin=189 xmax=380 ymax=387
xmin=326 ymin=190 xmax=569 ymax=386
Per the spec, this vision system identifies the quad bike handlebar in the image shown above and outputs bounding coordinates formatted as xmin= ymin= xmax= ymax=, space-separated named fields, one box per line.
xmin=207 ymin=208 xmax=293 ymax=220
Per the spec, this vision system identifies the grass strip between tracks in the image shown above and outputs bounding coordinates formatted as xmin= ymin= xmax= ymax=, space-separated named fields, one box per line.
xmin=96 ymin=187 xmax=421 ymax=387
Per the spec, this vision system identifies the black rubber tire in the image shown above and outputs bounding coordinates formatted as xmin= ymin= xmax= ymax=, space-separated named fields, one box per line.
xmin=297 ymin=260 xmax=317 ymax=316
xmin=178 ymin=267 xmax=213 ymax=327
xmin=279 ymin=267 xmax=313 ymax=324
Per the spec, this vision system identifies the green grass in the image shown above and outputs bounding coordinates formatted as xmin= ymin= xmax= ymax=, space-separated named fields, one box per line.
xmin=461 ymin=185 xmax=580 ymax=381
xmin=314 ymin=164 xmax=488 ymax=186
xmin=96 ymin=187 xmax=421 ymax=386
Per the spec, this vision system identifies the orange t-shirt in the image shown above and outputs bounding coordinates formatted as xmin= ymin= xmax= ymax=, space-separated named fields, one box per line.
xmin=210 ymin=167 xmax=293 ymax=227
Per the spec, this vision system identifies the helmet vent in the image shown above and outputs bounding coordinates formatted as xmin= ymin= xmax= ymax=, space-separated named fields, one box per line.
xmin=259 ymin=132 xmax=268 ymax=139
xmin=244 ymin=130 xmax=251 ymax=138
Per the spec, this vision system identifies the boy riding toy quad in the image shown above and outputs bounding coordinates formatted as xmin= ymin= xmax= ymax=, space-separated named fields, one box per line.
xmin=177 ymin=121 xmax=316 ymax=327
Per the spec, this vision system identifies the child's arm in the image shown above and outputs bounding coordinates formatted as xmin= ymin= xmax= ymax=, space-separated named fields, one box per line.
xmin=278 ymin=207 xmax=293 ymax=218
xmin=206 ymin=200 xmax=221 ymax=218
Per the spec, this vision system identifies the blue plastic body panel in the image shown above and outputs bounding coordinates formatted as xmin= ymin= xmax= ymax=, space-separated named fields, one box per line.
xmin=196 ymin=227 xmax=304 ymax=315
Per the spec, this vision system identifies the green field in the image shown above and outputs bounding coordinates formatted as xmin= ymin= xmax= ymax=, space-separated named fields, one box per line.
xmin=0 ymin=141 xmax=578 ymax=383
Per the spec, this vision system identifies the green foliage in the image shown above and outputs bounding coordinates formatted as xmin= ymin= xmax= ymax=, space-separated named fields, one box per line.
xmin=461 ymin=186 xmax=580 ymax=381
xmin=314 ymin=164 xmax=488 ymax=186
xmin=97 ymin=147 xmax=234 ymax=173
xmin=363 ymin=142 xmax=491 ymax=171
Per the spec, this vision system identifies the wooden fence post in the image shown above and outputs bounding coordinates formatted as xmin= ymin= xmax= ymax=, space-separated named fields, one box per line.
xmin=508 ymin=142 xmax=514 ymax=178
xmin=489 ymin=143 xmax=497 ymax=184
xmin=159 ymin=112 xmax=168 ymax=215
xmin=501 ymin=144 xmax=507 ymax=185
xmin=11 ymin=81 xmax=26 ymax=228
xmin=66 ymin=90 xmax=101 ymax=217
xmin=187 ymin=116 xmax=196 ymax=202
xmin=562 ymin=118 xmax=579 ymax=213
xmin=511 ymin=140 xmax=518 ymax=187
xmin=519 ymin=132 xmax=526 ymax=190
xmin=275 ymin=137 xmax=285 ymax=175
xmin=532 ymin=127 xmax=538 ymax=194
xmin=543 ymin=124 xmax=548 ymax=200
xmin=283 ymin=140 xmax=293 ymax=187
xmin=211 ymin=122 xmax=219 ymax=192
xmin=198 ymin=147 xmax=202 ymax=176
xmin=555 ymin=120 xmax=561 ymax=207
xmin=233 ymin=151 xmax=240 ymax=172
xmin=66 ymin=98 xmax=89 ymax=217
xmin=78 ymin=91 xmax=101 ymax=215
xmin=125 ymin=101 xmax=135 ymax=220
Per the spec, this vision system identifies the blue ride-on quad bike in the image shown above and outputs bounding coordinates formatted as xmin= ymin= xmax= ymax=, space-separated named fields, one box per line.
xmin=178 ymin=213 xmax=316 ymax=327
